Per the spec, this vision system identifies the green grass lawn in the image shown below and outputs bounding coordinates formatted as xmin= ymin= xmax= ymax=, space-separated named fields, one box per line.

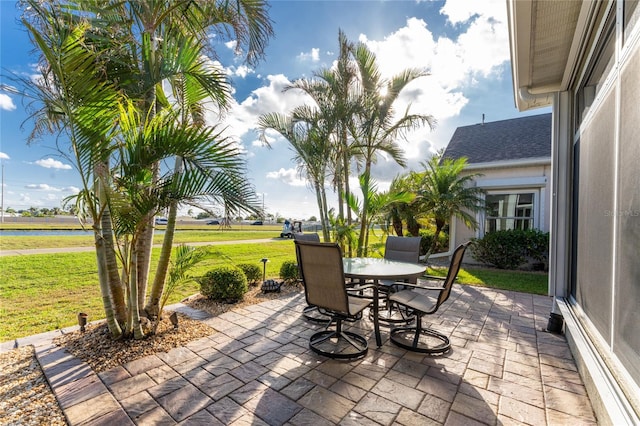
xmin=0 ymin=241 xmax=294 ymax=341
xmin=0 ymin=232 xmax=549 ymax=341
xmin=0 ymin=229 xmax=284 ymax=250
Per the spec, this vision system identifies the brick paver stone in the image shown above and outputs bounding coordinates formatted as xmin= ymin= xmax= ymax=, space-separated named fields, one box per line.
xmin=63 ymin=392 xmax=126 ymax=425
xmin=54 ymin=373 xmax=107 ymax=409
xmin=499 ymin=395 xmax=546 ymax=425
xmin=119 ymin=391 xmax=160 ymax=420
xmin=372 ymin=377 xmax=425 ymax=410
xmin=109 ymin=373 xmax=157 ymax=400
xmin=198 ymin=373 xmax=244 ymax=400
xmin=451 ymin=392 xmax=498 ymax=425
xmin=353 ymin=393 xmax=402 ymax=425
xmin=155 ymin=383 xmax=212 ymax=422
xmin=288 ymin=408 xmax=336 ymax=426
xmin=206 ymin=396 xmax=250 ymax=424
xmin=417 ymin=393 xmax=451 ymax=423
xmin=123 ymin=354 xmax=165 ymax=375
xmin=179 ymin=409 xmax=224 ymax=425
xmin=298 ymin=386 xmax=355 ymax=423
xmin=241 ymin=387 xmax=302 ymax=425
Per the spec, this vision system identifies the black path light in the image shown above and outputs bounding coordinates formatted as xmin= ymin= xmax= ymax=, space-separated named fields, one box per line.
xmin=260 ymin=258 xmax=269 ymax=282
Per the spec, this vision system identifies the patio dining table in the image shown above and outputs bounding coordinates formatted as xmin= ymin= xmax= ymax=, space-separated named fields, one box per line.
xmin=342 ymin=257 xmax=425 ymax=324
xmin=342 ymin=257 xmax=425 ymax=282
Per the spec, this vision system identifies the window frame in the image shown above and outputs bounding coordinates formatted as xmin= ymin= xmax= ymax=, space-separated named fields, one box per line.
xmin=479 ymin=189 xmax=540 ymax=237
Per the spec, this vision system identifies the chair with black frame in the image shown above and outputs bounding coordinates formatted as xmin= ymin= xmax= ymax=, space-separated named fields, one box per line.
xmin=292 ymin=233 xmax=327 ymax=324
xmin=295 ymin=240 xmax=381 ymax=359
xmin=375 ymin=236 xmax=423 ymax=324
xmin=387 ymin=242 xmax=470 ymax=354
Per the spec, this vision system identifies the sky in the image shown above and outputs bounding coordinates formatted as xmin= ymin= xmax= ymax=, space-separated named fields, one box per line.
xmin=0 ymin=0 xmax=549 ymax=220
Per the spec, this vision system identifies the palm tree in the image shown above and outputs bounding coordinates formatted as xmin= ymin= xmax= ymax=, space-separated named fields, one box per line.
xmin=418 ymin=155 xmax=485 ymax=258
xmin=258 ymin=110 xmax=332 ymax=242
xmin=349 ymin=42 xmax=436 ymax=256
xmin=383 ymin=171 xmax=424 ymax=237
xmin=20 ymin=0 xmax=272 ymax=339
xmin=348 ymin=172 xmax=414 ymax=255
xmin=286 ymin=30 xmax=360 ymax=252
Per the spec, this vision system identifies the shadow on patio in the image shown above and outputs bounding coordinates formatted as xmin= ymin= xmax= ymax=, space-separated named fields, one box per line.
xmin=42 ymin=285 xmax=598 ymax=425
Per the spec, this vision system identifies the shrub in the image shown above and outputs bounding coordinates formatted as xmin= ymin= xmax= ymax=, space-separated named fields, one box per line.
xmin=198 ymin=265 xmax=248 ymax=302
xmin=237 ymin=263 xmax=262 ymax=286
xmin=279 ymin=260 xmax=299 ymax=284
xmin=471 ymin=229 xmax=549 ymax=270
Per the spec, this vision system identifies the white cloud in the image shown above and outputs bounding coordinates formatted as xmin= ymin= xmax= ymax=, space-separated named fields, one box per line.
xmin=352 ymin=6 xmax=508 ymax=157
xmin=232 ymin=65 xmax=254 ymax=78
xmin=440 ymin=0 xmax=506 ymax=26
xmin=0 ymin=152 xmax=9 ymax=160
xmin=25 ymin=183 xmax=62 ymax=192
xmin=297 ymin=48 xmax=320 ymax=62
xmin=217 ymin=74 xmax=310 ymax=141
xmin=225 ymin=40 xmax=237 ymax=50
xmin=34 ymin=158 xmax=72 ymax=169
xmin=266 ymin=168 xmax=307 ymax=187
xmin=0 ymin=93 xmax=16 ymax=111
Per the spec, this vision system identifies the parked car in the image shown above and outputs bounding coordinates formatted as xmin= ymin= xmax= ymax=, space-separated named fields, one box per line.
xmin=251 ymin=220 xmax=263 ymax=225
xmin=155 ymin=217 xmax=168 ymax=225
xmin=206 ymin=220 xmax=220 ymax=225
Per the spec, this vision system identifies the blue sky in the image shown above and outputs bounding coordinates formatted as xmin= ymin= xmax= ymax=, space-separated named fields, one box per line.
xmin=0 ymin=0 xmax=548 ymax=220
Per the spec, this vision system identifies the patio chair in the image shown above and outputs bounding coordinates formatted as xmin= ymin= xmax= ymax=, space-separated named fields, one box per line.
xmin=375 ymin=236 xmax=423 ymax=324
xmin=292 ymin=233 xmax=327 ymax=324
xmin=388 ymin=242 xmax=470 ymax=354
xmin=295 ymin=240 xmax=381 ymax=359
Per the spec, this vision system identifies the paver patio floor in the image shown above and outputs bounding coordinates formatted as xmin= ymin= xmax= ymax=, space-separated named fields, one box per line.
xmin=33 ymin=285 xmax=599 ymax=425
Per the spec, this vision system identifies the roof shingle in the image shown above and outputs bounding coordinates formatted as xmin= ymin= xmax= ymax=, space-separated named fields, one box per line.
xmin=442 ymin=113 xmax=551 ymax=164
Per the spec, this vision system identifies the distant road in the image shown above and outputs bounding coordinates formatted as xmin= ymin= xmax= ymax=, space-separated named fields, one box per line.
xmin=0 ymin=238 xmax=275 ymax=257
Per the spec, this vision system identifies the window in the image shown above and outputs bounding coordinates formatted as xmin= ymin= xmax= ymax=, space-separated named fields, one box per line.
xmin=485 ymin=193 xmax=535 ymax=233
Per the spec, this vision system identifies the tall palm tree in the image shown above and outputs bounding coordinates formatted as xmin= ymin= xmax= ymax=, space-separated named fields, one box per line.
xmin=418 ymin=155 xmax=485 ymax=257
xmin=79 ymin=0 xmax=272 ymax=318
xmin=258 ymin=110 xmax=332 ymax=242
xmin=349 ymin=42 xmax=436 ymax=256
xmin=287 ymin=30 xmax=360 ymax=252
xmin=20 ymin=0 xmax=272 ymax=339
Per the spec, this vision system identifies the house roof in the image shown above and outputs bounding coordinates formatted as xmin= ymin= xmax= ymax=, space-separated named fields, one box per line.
xmin=442 ymin=113 xmax=551 ymax=165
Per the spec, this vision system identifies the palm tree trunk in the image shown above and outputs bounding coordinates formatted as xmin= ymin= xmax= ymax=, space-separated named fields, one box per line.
xmin=407 ymin=216 xmax=420 ymax=236
xmin=426 ymin=221 xmax=445 ymax=261
xmin=95 ymin=162 xmax=125 ymax=337
xmin=320 ymin=186 xmax=331 ymax=242
xmin=135 ymin=217 xmax=153 ymax=311
xmin=128 ymin=240 xmax=146 ymax=339
xmin=100 ymin=205 xmax=127 ymax=325
xmin=145 ymin=157 xmax=182 ymax=318
xmin=341 ymin=134 xmax=353 ymax=256
xmin=356 ymin=165 xmax=372 ymax=257
xmin=93 ymin=227 xmax=123 ymax=339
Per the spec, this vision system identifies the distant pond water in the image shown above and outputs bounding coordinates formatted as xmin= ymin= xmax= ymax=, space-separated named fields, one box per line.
xmin=1 ymin=230 xmax=165 ymax=237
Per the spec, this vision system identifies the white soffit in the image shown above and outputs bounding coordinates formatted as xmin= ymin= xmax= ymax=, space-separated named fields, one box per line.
xmin=509 ymin=0 xmax=585 ymax=111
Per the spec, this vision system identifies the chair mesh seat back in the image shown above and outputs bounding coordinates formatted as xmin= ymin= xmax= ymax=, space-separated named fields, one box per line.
xmin=384 ymin=236 xmax=422 ymax=263
xmin=435 ymin=242 xmax=469 ymax=308
xmin=296 ymin=241 xmax=349 ymax=315
xmin=293 ymin=233 xmax=321 ymax=242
